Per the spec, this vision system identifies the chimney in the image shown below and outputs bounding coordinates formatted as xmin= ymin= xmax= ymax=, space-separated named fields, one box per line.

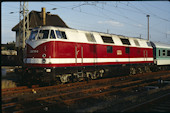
xmin=42 ymin=7 xmax=46 ymax=26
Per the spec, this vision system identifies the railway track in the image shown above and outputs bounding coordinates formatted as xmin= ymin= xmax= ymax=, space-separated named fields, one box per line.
xmin=121 ymin=93 xmax=170 ymax=112
xmin=2 ymin=70 xmax=170 ymax=113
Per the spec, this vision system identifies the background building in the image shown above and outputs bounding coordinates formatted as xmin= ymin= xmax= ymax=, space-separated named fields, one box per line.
xmin=12 ymin=8 xmax=69 ymax=47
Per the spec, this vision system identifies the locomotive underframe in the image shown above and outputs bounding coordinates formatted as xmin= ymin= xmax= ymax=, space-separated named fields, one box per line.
xmin=16 ymin=62 xmax=169 ymax=86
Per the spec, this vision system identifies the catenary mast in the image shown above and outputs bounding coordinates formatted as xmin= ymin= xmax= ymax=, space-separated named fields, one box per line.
xmin=18 ymin=2 xmax=29 ymax=65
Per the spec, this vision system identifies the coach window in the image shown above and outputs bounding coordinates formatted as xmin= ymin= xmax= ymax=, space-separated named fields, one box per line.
xmin=167 ymin=50 xmax=170 ymax=56
xmin=162 ymin=50 xmax=166 ymax=56
xmin=125 ymin=47 xmax=130 ymax=54
xmin=55 ymin=30 xmax=67 ymax=39
xmin=101 ymin=36 xmax=114 ymax=44
xmin=120 ymin=38 xmax=131 ymax=45
xmin=159 ymin=49 xmax=161 ymax=56
xmin=50 ymin=30 xmax=56 ymax=39
xmin=107 ymin=46 xmax=113 ymax=53
xmin=38 ymin=30 xmax=49 ymax=39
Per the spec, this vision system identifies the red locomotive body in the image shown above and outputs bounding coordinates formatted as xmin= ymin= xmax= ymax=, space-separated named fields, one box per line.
xmin=24 ymin=26 xmax=154 ymax=83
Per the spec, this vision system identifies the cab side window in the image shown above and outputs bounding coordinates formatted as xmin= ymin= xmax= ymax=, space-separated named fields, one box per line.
xmin=55 ymin=30 xmax=67 ymax=39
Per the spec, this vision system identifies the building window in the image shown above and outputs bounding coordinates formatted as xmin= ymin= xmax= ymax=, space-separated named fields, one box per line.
xmin=101 ymin=36 xmax=114 ymax=43
xmin=167 ymin=50 xmax=170 ymax=56
xmin=107 ymin=46 xmax=113 ymax=53
xmin=125 ymin=47 xmax=130 ymax=54
xmin=55 ymin=31 xmax=67 ymax=39
xmin=50 ymin=30 xmax=56 ymax=39
xmin=134 ymin=40 xmax=140 ymax=46
xmin=162 ymin=50 xmax=166 ymax=56
xmin=85 ymin=33 xmax=96 ymax=42
xmin=120 ymin=38 xmax=131 ymax=45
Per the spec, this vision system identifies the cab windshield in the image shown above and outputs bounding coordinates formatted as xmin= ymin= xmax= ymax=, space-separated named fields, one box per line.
xmin=29 ymin=30 xmax=38 ymax=40
xmin=37 ymin=30 xmax=49 ymax=39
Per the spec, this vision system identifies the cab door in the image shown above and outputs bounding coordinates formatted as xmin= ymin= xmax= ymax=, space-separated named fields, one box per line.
xmin=75 ymin=44 xmax=83 ymax=66
xmin=143 ymin=50 xmax=148 ymax=61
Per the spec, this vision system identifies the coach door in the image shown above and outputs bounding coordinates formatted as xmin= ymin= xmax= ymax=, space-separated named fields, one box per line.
xmin=75 ymin=44 xmax=83 ymax=65
xmin=143 ymin=50 xmax=148 ymax=61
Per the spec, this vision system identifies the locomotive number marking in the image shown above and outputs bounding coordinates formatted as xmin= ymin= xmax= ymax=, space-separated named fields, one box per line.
xmin=30 ymin=50 xmax=39 ymax=53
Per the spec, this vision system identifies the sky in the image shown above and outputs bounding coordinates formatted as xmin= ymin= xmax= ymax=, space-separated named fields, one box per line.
xmin=1 ymin=1 xmax=170 ymax=44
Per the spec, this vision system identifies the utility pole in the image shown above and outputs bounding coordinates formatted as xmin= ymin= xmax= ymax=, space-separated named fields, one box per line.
xmin=107 ymin=29 xmax=109 ymax=34
xmin=146 ymin=15 xmax=150 ymax=41
xmin=19 ymin=2 xmax=29 ymax=48
xmin=19 ymin=2 xmax=29 ymax=65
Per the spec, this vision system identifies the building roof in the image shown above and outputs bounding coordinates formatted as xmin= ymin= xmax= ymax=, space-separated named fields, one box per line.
xmin=12 ymin=10 xmax=69 ymax=31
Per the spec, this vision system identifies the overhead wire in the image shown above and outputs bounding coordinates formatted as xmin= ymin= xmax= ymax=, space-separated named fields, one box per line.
xmin=39 ymin=2 xmax=148 ymax=37
xmin=120 ymin=2 xmax=170 ymax=23
xmin=2 ymin=3 xmax=20 ymax=10
xmin=92 ymin=5 xmax=146 ymax=36
xmin=146 ymin=2 xmax=170 ymax=14
xmin=140 ymin=3 xmax=170 ymax=22
xmin=3 ymin=2 xmax=170 ymax=41
xmin=116 ymin=2 xmax=170 ymax=36
xmin=94 ymin=5 xmax=146 ymax=29
xmin=40 ymin=2 xmax=143 ymax=36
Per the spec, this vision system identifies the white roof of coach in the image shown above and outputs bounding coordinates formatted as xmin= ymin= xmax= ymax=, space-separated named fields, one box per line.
xmin=153 ymin=42 xmax=170 ymax=49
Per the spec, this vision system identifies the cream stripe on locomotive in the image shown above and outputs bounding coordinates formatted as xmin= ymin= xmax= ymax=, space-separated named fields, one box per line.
xmin=24 ymin=58 xmax=154 ymax=64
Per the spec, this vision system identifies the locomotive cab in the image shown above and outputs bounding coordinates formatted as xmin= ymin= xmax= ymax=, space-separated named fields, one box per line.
xmin=29 ymin=28 xmax=52 ymax=40
xmin=25 ymin=26 xmax=58 ymax=66
xmin=25 ymin=26 xmax=68 ymax=67
xmin=28 ymin=26 xmax=67 ymax=41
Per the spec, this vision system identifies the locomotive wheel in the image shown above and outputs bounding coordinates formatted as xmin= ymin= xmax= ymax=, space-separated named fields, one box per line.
xmin=130 ymin=67 xmax=136 ymax=75
xmin=144 ymin=66 xmax=151 ymax=73
xmin=137 ymin=67 xmax=143 ymax=74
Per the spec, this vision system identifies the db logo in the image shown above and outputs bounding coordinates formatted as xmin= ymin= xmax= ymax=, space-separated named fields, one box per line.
xmin=117 ymin=50 xmax=122 ymax=55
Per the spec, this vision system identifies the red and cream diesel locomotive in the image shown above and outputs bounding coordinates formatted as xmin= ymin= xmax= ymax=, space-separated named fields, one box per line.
xmin=24 ymin=26 xmax=155 ymax=84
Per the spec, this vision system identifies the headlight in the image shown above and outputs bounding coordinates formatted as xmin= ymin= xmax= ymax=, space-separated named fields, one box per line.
xmin=42 ymin=58 xmax=46 ymax=64
xmin=46 ymin=69 xmax=51 ymax=73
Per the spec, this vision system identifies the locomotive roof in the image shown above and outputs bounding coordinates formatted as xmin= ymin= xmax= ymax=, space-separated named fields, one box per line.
xmin=31 ymin=26 xmax=153 ymax=48
xmin=36 ymin=26 xmax=147 ymax=40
